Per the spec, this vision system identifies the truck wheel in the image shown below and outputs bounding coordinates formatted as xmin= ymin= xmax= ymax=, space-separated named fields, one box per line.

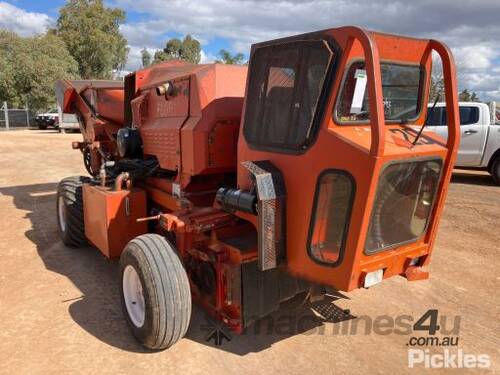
xmin=57 ymin=176 xmax=90 ymax=247
xmin=119 ymin=234 xmax=192 ymax=350
xmin=491 ymin=157 xmax=500 ymax=185
xmin=38 ymin=124 xmax=47 ymax=130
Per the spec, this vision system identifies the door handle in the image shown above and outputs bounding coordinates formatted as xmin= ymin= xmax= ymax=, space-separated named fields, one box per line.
xmin=463 ymin=130 xmax=478 ymax=134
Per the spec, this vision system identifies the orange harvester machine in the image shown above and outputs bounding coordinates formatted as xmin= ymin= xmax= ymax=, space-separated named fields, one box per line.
xmin=56 ymin=27 xmax=460 ymax=334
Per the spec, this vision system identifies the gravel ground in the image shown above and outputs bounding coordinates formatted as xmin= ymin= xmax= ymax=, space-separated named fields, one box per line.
xmin=0 ymin=130 xmax=498 ymax=374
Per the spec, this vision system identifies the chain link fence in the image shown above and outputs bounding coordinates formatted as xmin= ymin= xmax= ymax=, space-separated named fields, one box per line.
xmin=0 ymin=102 xmax=36 ymax=130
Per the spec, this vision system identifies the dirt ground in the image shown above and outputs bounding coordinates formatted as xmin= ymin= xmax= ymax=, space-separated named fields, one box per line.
xmin=0 ymin=129 xmax=498 ymax=374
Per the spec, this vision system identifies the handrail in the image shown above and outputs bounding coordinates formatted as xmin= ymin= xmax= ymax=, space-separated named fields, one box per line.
xmin=421 ymin=40 xmax=460 ymax=248
xmin=335 ymin=26 xmax=386 ymax=157
xmin=427 ymin=40 xmax=460 ymax=153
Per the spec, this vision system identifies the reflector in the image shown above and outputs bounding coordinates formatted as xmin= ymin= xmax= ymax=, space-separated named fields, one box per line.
xmin=364 ymin=269 xmax=383 ymax=288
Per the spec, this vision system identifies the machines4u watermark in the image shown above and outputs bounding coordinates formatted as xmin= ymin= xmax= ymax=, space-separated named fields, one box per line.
xmin=408 ymin=349 xmax=491 ymax=369
xmin=200 ymin=307 xmax=490 ymax=371
xmin=405 ymin=309 xmax=491 ymax=369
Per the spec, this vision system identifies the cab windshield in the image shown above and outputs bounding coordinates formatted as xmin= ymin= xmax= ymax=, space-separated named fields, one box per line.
xmin=336 ymin=62 xmax=423 ymax=123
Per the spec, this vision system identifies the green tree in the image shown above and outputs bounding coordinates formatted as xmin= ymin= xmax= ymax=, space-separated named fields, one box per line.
xmin=215 ymin=49 xmax=245 ymax=65
xmin=153 ymin=50 xmax=168 ymax=63
xmin=141 ymin=48 xmax=151 ymax=68
xmin=55 ymin=0 xmax=128 ymax=79
xmin=430 ymin=74 xmax=444 ymax=102
xmin=0 ymin=30 xmax=79 ymax=110
xmin=0 ymin=31 xmax=17 ymax=105
xmin=459 ymin=89 xmax=471 ymax=102
xmin=165 ymin=38 xmax=182 ymax=59
xmin=153 ymin=35 xmax=201 ymax=64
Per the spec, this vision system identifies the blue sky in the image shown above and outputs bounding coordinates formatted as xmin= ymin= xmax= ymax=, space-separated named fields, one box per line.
xmin=3 ymin=0 xmax=236 ymax=65
xmin=1 ymin=0 xmax=499 ymax=101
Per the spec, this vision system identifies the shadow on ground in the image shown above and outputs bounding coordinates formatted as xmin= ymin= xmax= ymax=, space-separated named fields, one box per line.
xmin=28 ymin=129 xmax=60 ymax=133
xmin=0 ymin=182 xmax=355 ymax=355
xmin=186 ymin=292 xmax=355 ymax=355
xmin=451 ymin=170 xmax=496 ymax=186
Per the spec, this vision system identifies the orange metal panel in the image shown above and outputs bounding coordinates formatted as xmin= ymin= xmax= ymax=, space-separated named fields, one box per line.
xmin=83 ymin=184 xmax=147 ymax=258
xmin=58 ymin=27 xmax=459 ymax=300
xmin=132 ymin=62 xmax=247 ymax=181
xmin=236 ymin=27 xmax=459 ymax=291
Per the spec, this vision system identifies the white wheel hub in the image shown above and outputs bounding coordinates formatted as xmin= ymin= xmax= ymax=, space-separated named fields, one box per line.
xmin=123 ymin=265 xmax=145 ymax=327
xmin=58 ymin=196 xmax=67 ymax=233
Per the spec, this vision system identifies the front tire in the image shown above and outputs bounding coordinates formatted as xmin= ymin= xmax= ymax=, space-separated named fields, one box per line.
xmin=57 ymin=176 xmax=90 ymax=247
xmin=490 ymin=156 xmax=500 ymax=185
xmin=119 ymin=234 xmax=192 ymax=350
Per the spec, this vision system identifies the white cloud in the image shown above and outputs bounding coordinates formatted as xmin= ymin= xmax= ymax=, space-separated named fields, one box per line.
xmin=0 ymin=2 xmax=52 ymax=36
xmin=119 ymin=21 xmax=165 ymax=48
xmin=114 ymin=0 xmax=500 ymax=101
xmin=454 ymin=46 xmax=499 ymax=70
xmin=2 ymin=0 xmax=499 ymax=101
xmin=125 ymin=45 xmax=156 ymax=71
xmin=200 ymin=49 xmax=216 ymax=63
xmin=124 ymin=46 xmax=216 ymax=70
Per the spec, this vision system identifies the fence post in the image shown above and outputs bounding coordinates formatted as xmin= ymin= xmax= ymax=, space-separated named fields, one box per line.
xmin=25 ymin=103 xmax=30 ymax=127
xmin=3 ymin=101 xmax=9 ymax=130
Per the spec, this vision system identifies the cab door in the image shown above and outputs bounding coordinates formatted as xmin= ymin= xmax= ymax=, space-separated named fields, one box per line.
xmin=453 ymin=106 xmax=486 ymax=166
xmin=427 ymin=105 xmax=485 ymax=166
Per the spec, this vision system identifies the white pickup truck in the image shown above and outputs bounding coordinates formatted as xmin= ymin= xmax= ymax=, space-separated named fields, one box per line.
xmin=425 ymin=101 xmax=500 ymax=184
xmin=57 ymin=104 xmax=80 ymax=133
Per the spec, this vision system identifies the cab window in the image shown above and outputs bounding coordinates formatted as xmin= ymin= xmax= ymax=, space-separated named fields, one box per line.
xmin=308 ymin=170 xmax=355 ymax=265
xmin=426 ymin=106 xmax=480 ymax=126
xmin=243 ymin=40 xmax=334 ymax=152
xmin=336 ymin=61 xmax=424 ymax=123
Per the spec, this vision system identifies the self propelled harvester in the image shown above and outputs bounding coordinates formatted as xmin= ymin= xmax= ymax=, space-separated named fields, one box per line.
xmin=55 ymin=26 xmax=460 ymax=350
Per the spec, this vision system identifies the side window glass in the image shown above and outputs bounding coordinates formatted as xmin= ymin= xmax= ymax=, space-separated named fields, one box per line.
xmin=243 ymin=40 xmax=333 ymax=152
xmin=308 ymin=171 xmax=355 ymax=265
xmin=441 ymin=107 xmax=480 ymax=126
xmin=458 ymin=107 xmax=479 ymax=125
xmin=425 ymin=107 xmax=444 ymax=126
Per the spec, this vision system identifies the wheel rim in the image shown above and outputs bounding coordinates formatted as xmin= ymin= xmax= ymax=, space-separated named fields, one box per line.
xmin=123 ymin=265 xmax=146 ymax=327
xmin=83 ymin=148 xmax=95 ymax=176
xmin=58 ymin=196 xmax=67 ymax=233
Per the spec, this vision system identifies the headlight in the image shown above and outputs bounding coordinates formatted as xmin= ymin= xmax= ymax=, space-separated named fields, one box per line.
xmin=365 ymin=158 xmax=442 ymax=254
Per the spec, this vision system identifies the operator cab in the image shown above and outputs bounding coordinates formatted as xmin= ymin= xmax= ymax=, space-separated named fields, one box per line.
xmin=235 ymin=27 xmax=459 ymax=291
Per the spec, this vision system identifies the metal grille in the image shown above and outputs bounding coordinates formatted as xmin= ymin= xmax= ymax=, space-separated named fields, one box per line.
xmin=242 ymin=160 xmax=286 ymax=271
xmin=243 ymin=40 xmax=333 ymax=152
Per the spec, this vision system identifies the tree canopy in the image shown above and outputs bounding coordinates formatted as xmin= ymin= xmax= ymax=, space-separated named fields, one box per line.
xmin=141 ymin=48 xmax=152 ymax=68
xmin=459 ymin=89 xmax=480 ymax=102
xmin=215 ymin=49 xmax=246 ymax=65
xmin=153 ymin=35 xmax=201 ymax=64
xmin=54 ymin=0 xmax=128 ymax=79
xmin=0 ymin=30 xmax=79 ymax=110
xmin=430 ymin=74 xmax=444 ymax=102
